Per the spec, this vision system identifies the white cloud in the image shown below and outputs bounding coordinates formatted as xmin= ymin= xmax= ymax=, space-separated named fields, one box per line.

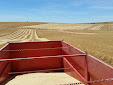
xmin=97 ymin=16 xmax=113 ymax=18
xmin=86 ymin=0 xmax=113 ymax=10
xmin=86 ymin=0 xmax=113 ymax=5
xmin=90 ymin=5 xmax=113 ymax=10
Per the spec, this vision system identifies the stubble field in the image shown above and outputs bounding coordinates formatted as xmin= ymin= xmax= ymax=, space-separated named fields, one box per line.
xmin=0 ymin=22 xmax=113 ymax=66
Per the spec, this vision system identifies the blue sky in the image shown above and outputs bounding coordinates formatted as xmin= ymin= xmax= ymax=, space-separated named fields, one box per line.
xmin=0 ymin=0 xmax=113 ymax=23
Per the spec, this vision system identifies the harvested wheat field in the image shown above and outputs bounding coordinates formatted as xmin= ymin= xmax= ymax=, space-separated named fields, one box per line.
xmin=20 ymin=23 xmax=113 ymax=30
xmin=0 ymin=22 xmax=48 ymax=48
xmin=0 ymin=22 xmax=113 ymax=85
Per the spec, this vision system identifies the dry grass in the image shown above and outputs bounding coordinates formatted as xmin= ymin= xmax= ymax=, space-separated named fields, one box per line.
xmin=0 ymin=22 xmax=48 ymax=48
xmin=37 ymin=29 xmax=113 ymax=66
xmin=20 ymin=23 xmax=113 ymax=30
xmin=0 ymin=22 xmax=47 ymax=29
xmin=0 ymin=22 xmax=47 ymax=36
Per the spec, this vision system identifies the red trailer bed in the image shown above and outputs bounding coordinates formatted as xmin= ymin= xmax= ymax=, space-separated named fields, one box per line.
xmin=0 ymin=40 xmax=113 ymax=85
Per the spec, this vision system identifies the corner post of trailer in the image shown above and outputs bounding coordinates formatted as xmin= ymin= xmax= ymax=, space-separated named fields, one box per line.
xmin=85 ymin=51 xmax=90 ymax=85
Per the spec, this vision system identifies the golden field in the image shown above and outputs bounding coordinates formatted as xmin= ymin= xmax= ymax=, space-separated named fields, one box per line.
xmin=0 ymin=22 xmax=113 ymax=66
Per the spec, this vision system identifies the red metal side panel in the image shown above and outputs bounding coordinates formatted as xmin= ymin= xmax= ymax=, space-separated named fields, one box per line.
xmin=9 ymin=41 xmax=63 ymax=72
xmin=0 ymin=44 xmax=12 ymax=84
xmin=62 ymin=41 xmax=113 ymax=85
xmin=0 ymin=62 xmax=8 ymax=75
xmin=11 ymin=49 xmax=62 ymax=58
xmin=87 ymin=55 xmax=113 ymax=85
xmin=1 ymin=41 xmax=113 ymax=85
xmin=13 ymin=57 xmax=62 ymax=72
xmin=0 ymin=44 xmax=10 ymax=59
xmin=62 ymin=41 xmax=88 ymax=81
xmin=0 ymin=63 xmax=12 ymax=85
xmin=62 ymin=41 xmax=85 ymax=55
xmin=63 ymin=58 xmax=86 ymax=82
xmin=9 ymin=41 xmax=62 ymax=50
xmin=63 ymin=55 xmax=88 ymax=82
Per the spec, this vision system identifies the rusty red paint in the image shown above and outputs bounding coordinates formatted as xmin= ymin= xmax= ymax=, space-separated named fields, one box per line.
xmin=0 ymin=40 xmax=113 ymax=85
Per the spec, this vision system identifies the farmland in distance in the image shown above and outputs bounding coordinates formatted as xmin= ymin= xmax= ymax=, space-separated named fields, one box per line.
xmin=0 ymin=22 xmax=113 ymax=66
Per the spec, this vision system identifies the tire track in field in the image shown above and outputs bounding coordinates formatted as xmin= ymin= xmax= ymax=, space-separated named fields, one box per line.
xmin=0 ymin=29 xmax=25 ymax=40
xmin=0 ymin=29 xmax=49 ymax=48
xmin=20 ymin=29 xmax=48 ymax=42
xmin=10 ymin=29 xmax=30 ymax=40
xmin=0 ymin=29 xmax=26 ymax=41
xmin=0 ymin=29 xmax=23 ymax=48
xmin=6 ymin=29 xmax=27 ymax=40
xmin=17 ymin=29 xmax=30 ymax=40
xmin=0 ymin=29 xmax=21 ymax=39
xmin=19 ymin=29 xmax=33 ymax=42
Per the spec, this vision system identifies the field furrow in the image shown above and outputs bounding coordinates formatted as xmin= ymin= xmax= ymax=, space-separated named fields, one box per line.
xmin=0 ymin=28 xmax=48 ymax=48
xmin=0 ymin=29 xmax=23 ymax=39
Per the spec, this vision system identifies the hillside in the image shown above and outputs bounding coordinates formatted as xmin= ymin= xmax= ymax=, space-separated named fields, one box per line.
xmin=20 ymin=23 xmax=113 ymax=31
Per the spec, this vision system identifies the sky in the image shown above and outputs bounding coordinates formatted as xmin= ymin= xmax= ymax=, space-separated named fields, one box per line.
xmin=0 ymin=0 xmax=113 ymax=23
